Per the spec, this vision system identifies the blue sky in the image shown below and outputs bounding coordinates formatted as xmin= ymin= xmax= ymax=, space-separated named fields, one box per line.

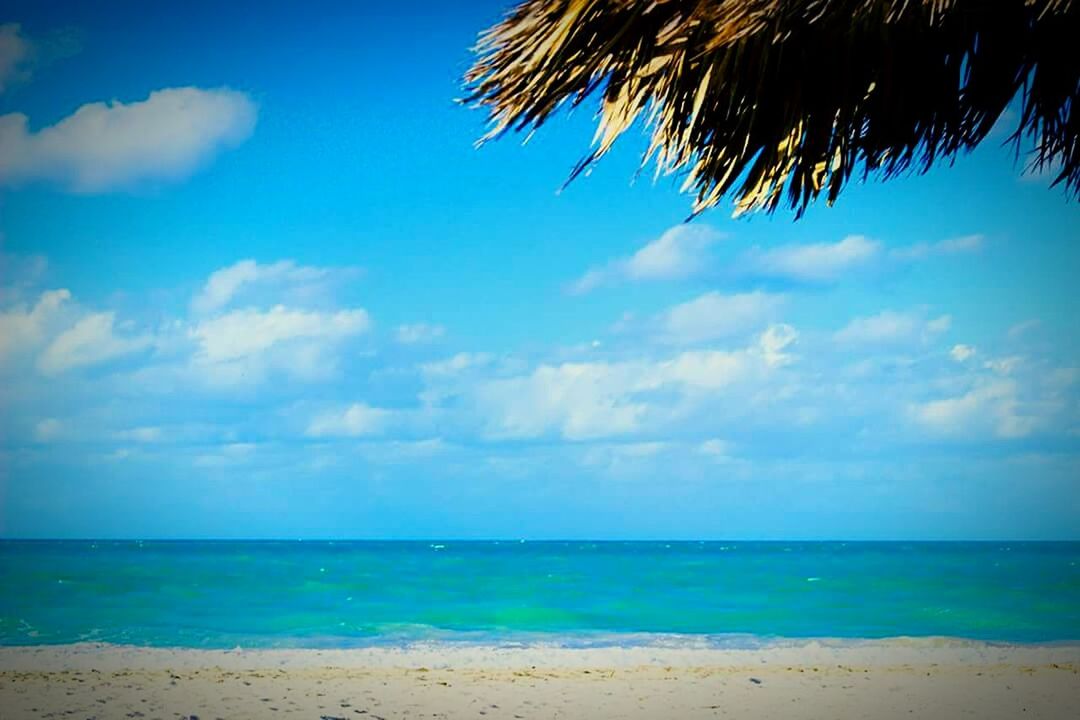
xmin=1 ymin=1 xmax=1078 ymax=540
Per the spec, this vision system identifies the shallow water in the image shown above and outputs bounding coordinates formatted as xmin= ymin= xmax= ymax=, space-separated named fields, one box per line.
xmin=1 ymin=541 xmax=1077 ymax=647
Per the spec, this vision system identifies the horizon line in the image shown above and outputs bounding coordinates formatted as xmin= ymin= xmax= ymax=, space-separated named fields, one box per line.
xmin=2 ymin=537 xmax=1078 ymax=543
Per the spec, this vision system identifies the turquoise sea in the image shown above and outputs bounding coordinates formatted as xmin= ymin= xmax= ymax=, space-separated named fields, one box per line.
xmin=1 ymin=541 xmax=1078 ymax=648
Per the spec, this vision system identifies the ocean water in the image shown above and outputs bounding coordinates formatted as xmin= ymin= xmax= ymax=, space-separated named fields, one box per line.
xmin=1 ymin=541 xmax=1078 ymax=648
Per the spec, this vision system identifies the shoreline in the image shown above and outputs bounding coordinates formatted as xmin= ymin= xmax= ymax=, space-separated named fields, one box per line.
xmin=2 ymin=634 xmax=1080 ymax=664
xmin=3 ymin=637 xmax=1080 ymax=671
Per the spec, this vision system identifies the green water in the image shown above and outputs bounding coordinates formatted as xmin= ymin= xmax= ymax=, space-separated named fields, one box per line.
xmin=1 ymin=541 xmax=1077 ymax=647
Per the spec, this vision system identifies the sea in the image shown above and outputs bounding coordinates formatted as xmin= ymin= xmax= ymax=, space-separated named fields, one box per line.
xmin=1 ymin=540 xmax=1078 ymax=648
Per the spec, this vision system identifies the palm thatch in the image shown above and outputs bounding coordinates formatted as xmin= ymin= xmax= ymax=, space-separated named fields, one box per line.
xmin=464 ymin=0 xmax=1078 ymax=217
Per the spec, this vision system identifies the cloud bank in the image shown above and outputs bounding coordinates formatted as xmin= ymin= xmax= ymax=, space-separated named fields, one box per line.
xmin=569 ymin=224 xmax=721 ymax=293
xmin=0 ymin=87 xmax=256 ymax=191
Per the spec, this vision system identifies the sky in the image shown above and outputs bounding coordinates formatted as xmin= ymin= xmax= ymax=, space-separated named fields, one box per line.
xmin=0 ymin=1 xmax=1078 ymax=540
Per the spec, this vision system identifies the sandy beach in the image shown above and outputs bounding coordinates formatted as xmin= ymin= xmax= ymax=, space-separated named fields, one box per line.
xmin=1 ymin=641 xmax=1077 ymax=719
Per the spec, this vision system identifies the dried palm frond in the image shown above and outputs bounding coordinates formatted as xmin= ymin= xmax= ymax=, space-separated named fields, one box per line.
xmin=464 ymin=0 xmax=1078 ymax=217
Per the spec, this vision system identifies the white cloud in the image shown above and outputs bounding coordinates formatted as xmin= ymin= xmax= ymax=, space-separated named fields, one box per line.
xmin=834 ymin=310 xmax=950 ymax=346
xmin=183 ymin=304 xmax=372 ymax=387
xmin=647 ymin=350 xmax=753 ymax=391
xmin=307 ymin=403 xmax=390 ymax=437
xmin=0 ymin=288 xmax=70 ymax=362
xmin=758 ymin=324 xmax=798 ymax=368
xmin=33 ymin=417 xmax=63 ymax=442
xmin=420 ymin=352 xmax=492 ymax=378
xmin=191 ymin=260 xmax=263 ymax=315
xmin=569 ymin=224 xmax=721 ymax=293
xmin=656 ymin=291 xmax=783 ymax=345
xmin=581 ymin=441 xmax=671 ymax=473
xmin=0 ymin=87 xmax=256 ymax=191
xmin=1008 ymin=319 xmax=1041 ymax=340
xmin=738 ymin=233 xmax=982 ymax=283
xmin=925 ymin=315 xmax=952 ymax=335
xmin=467 ymin=328 xmax=793 ymax=440
xmin=913 ymin=379 xmax=1035 ymax=439
xmin=890 ymin=235 xmax=984 ymax=261
xmin=743 ymin=235 xmax=881 ymax=282
xmin=950 ymin=344 xmax=977 ymax=362
xmin=937 ymin=235 xmax=984 ymax=254
xmin=0 ymin=24 xmax=31 ymax=93
xmin=358 ymin=438 xmax=453 ymax=463
xmin=395 ymin=323 xmax=445 ymax=344
xmin=190 ymin=259 xmax=354 ymax=315
xmin=475 ymin=362 xmax=649 ymax=440
xmin=114 ymin=426 xmax=162 ymax=443
xmin=190 ymin=305 xmax=369 ymax=364
xmin=835 ymin=311 xmax=919 ymax=345
xmin=417 ymin=352 xmax=499 ymax=409
xmin=698 ymin=438 xmax=732 ymax=459
xmin=193 ymin=442 xmax=258 ymax=468
xmin=38 ymin=311 xmax=151 ymax=375
xmin=984 ymin=356 xmax=1023 ymax=376
xmin=624 ymin=225 xmax=720 ymax=280
xmin=0 ymin=253 xmax=49 ymax=305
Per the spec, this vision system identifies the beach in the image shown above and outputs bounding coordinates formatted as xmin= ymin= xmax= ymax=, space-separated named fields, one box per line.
xmin=4 ymin=0 xmax=1079 ymax=716
xmin=2 ymin=641 xmax=1078 ymax=719
xmin=3 ymin=542 xmax=1079 ymax=717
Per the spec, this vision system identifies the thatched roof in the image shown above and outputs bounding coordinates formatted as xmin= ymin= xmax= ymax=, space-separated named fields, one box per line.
xmin=464 ymin=0 xmax=1078 ymax=217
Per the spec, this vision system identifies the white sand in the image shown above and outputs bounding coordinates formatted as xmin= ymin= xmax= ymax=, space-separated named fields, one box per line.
xmin=1 ymin=640 xmax=1078 ymax=719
